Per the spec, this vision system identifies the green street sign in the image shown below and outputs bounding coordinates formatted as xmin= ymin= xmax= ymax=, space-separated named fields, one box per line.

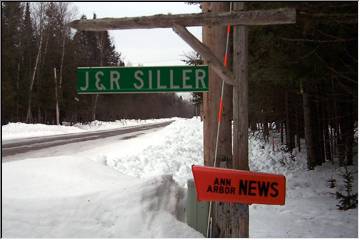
xmin=77 ymin=65 xmax=208 ymax=94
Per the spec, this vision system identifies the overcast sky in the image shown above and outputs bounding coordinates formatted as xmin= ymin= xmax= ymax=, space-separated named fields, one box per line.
xmin=72 ymin=2 xmax=202 ymax=67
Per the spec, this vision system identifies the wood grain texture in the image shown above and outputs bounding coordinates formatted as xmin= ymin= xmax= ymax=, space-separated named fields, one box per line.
xmin=69 ymin=8 xmax=296 ymax=31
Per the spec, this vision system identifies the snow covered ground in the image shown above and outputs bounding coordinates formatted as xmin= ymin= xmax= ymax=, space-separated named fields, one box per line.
xmin=2 ymin=118 xmax=358 ymax=237
xmin=2 ymin=118 xmax=176 ymax=141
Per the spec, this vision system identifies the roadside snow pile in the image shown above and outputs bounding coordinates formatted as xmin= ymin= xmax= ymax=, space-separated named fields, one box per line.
xmin=2 ymin=118 xmax=174 ymax=141
xmin=101 ymin=117 xmax=203 ymax=187
xmin=2 ymin=122 xmax=85 ymax=140
xmin=98 ymin=117 xmax=306 ymax=187
xmin=2 ymin=156 xmax=203 ymax=238
xmin=73 ymin=118 xmax=177 ymax=131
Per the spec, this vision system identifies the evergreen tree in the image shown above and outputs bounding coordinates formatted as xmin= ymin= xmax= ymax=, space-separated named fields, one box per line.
xmin=1 ymin=2 xmax=24 ymax=123
xmin=182 ymin=51 xmax=203 ymax=117
xmin=336 ymin=167 xmax=358 ymax=210
xmin=19 ymin=2 xmax=36 ymax=121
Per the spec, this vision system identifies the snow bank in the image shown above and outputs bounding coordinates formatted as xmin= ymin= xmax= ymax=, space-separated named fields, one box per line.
xmin=97 ymin=117 xmax=203 ymax=187
xmin=2 ymin=156 xmax=203 ymax=238
xmin=73 ymin=118 xmax=177 ymax=131
xmin=2 ymin=122 xmax=85 ymax=140
xmin=95 ymin=118 xmax=305 ymax=187
xmin=2 ymin=118 xmax=175 ymax=141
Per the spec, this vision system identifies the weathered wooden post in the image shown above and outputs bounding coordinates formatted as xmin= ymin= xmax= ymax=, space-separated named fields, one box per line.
xmin=201 ymin=3 xmax=233 ymax=237
xmin=202 ymin=2 xmax=232 ymax=168
xmin=232 ymin=2 xmax=249 ymax=172
xmin=232 ymin=2 xmax=249 ymax=237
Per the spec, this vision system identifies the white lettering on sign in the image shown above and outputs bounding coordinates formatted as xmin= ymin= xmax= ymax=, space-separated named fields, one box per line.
xmin=182 ymin=69 xmax=192 ymax=89
xmin=110 ymin=71 xmax=120 ymax=90
xmin=169 ymin=70 xmax=180 ymax=89
xmin=78 ymin=66 xmax=208 ymax=93
xmin=134 ymin=70 xmax=144 ymax=89
xmin=156 ymin=70 xmax=166 ymax=89
xmin=148 ymin=71 xmax=153 ymax=89
xmin=95 ymin=71 xmax=106 ymax=90
xmin=80 ymin=72 xmax=90 ymax=90
xmin=195 ymin=69 xmax=206 ymax=89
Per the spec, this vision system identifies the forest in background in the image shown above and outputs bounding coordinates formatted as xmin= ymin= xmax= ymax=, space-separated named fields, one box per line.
xmin=2 ymin=2 xmax=194 ymax=126
xmin=248 ymin=2 xmax=357 ymax=169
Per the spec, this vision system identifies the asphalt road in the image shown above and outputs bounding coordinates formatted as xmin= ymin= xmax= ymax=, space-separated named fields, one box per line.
xmin=2 ymin=121 xmax=173 ymax=158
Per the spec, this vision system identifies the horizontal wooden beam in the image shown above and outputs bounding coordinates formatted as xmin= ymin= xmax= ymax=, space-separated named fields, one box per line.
xmin=69 ymin=8 xmax=296 ymax=31
xmin=172 ymin=24 xmax=234 ymax=86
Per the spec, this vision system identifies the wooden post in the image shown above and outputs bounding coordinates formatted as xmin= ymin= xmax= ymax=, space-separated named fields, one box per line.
xmin=201 ymin=3 xmax=234 ymax=237
xmin=232 ymin=2 xmax=249 ymax=237
xmin=233 ymin=2 xmax=249 ymax=171
xmin=69 ymin=8 xmax=296 ymax=30
xmin=202 ymin=2 xmax=231 ymax=168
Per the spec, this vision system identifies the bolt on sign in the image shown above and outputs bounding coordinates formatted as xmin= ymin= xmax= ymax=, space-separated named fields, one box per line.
xmin=77 ymin=65 xmax=208 ymax=94
xmin=192 ymin=165 xmax=286 ymax=205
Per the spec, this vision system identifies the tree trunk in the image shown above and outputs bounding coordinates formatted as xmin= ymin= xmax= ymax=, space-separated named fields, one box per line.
xmin=54 ymin=68 xmax=60 ymax=125
xmin=323 ymin=104 xmax=331 ymax=161
xmin=92 ymin=94 xmax=99 ymax=121
xmin=315 ymin=98 xmax=325 ymax=165
xmin=295 ymin=102 xmax=301 ymax=152
xmin=285 ymin=91 xmax=295 ymax=151
xmin=280 ymin=121 xmax=284 ymax=145
xmin=16 ymin=62 xmax=21 ymax=121
xmin=331 ymin=77 xmax=339 ymax=158
xmin=263 ymin=121 xmax=269 ymax=142
xmin=57 ymin=24 xmax=67 ymax=124
xmin=303 ymin=92 xmax=316 ymax=170
xmin=345 ymin=109 xmax=354 ymax=166
xmin=338 ymin=102 xmax=346 ymax=166
xmin=26 ymin=22 xmax=44 ymax=123
xmin=339 ymin=97 xmax=354 ymax=166
xmin=91 ymin=32 xmax=105 ymax=122
xmin=59 ymin=25 xmax=67 ymax=89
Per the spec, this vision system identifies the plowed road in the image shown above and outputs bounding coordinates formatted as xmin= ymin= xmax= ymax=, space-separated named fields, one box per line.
xmin=2 ymin=121 xmax=173 ymax=160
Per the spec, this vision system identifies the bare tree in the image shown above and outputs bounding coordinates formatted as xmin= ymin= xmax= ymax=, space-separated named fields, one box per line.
xmin=26 ymin=2 xmax=46 ymax=123
xmin=56 ymin=2 xmax=72 ymax=124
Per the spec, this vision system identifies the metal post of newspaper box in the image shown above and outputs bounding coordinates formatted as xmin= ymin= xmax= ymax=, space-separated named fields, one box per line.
xmin=186 ymin=179 xmax=209 ymax=237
